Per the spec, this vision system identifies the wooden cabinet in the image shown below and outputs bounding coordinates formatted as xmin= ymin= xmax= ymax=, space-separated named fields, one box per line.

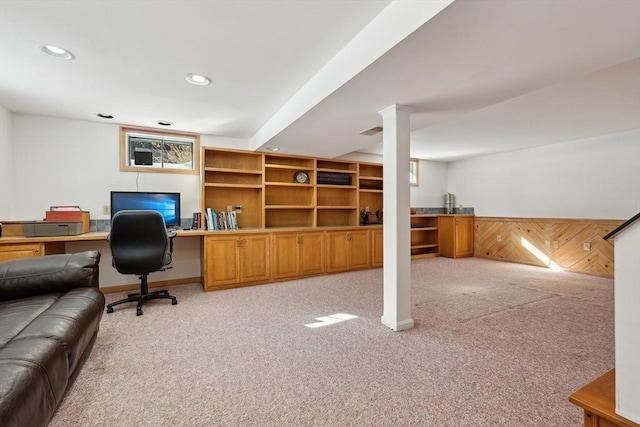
xmin=0 ymin=242 xmax=64 ymax=262
xmin=203 ymin=233 xmax=270 ymax=290
xmin=326 ymin=229 xmax=370 ymax=273
xmin=371 ymin=228 xmax=383 ymax=267
xmin=439 ymin=215 xmax=474 ymax=258
xmin=271 ymin=231 xmax=324 ymax=279
xmin=410 ymin=215 xmax=439 ymax=259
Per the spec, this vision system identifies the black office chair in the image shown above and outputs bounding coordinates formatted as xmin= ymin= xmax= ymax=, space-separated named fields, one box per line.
xmin=106 ymin=210 xmax=178 ymax=316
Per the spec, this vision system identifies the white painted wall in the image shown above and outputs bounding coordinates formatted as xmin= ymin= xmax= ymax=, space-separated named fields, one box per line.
xmin=340 ymin=152 xmax=448 ymax=208
xmin=447 ymin=130 xmax=640 ymax=219
xmin=6 ymin=114 xmax=252 ymax=287
xmin=613 ymin=220 xmax=640 ymax=423
xmin=0 ymin=105 xmax=12 ymax=220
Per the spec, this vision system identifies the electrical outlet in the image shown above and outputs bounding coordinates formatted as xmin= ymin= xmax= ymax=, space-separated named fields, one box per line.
xmin=583 ymin=242 xmax=591 ymax=251
xmin=235 ymin=205 xmax=242 ymax=213
xmin=227 ymin=205 xmax=232 ymax=211
xmin=553 ymin=240 xmax=559 ymax=249
xmin=545 ymin=239 xmax=550 ymax=247
xmin=103 ymin=205 xmax=110 ymax=215
xmin=496 ymin=235 xmax=502 ymax=242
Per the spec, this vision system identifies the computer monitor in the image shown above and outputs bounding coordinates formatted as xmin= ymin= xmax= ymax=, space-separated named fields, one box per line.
xmin=110 ymin=191 xmax=181 ymax=227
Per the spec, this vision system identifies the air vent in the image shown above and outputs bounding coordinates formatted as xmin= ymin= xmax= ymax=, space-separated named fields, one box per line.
xmin=360 ymin=126 xmax=383 ymax=136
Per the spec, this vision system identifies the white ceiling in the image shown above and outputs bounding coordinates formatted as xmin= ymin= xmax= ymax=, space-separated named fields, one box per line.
xmin=1 ymin=0 xmax=639 ymax=162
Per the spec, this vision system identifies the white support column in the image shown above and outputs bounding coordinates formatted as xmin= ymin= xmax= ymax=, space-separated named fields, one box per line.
xmin=380 ymin=104 xmax=414 ymax=331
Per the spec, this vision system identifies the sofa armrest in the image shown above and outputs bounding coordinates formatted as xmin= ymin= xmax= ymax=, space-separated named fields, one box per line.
xmin=0 ymin=251 xmax=101 ymax=301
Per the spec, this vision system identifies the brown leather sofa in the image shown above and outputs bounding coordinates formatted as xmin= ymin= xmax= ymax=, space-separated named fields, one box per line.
xmin=0 ymin=251 xmax=105 ymax=427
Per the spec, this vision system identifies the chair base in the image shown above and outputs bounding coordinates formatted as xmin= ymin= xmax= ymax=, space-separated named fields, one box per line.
xmin=106 ymin=274 xmax=177 ymax=316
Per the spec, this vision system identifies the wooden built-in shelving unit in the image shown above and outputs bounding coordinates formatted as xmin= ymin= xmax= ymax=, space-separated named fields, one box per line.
xmin=202 ymin=148 xmax=378 ymax=229
xmin=411 ymin=214 xmax=439 ymax=259
xmin=202 ymin=149 xmax=264 ymax=229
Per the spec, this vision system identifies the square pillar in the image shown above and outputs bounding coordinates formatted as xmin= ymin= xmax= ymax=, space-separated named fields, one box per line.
xmin=380 ymin=104 xmax=414 ymax=331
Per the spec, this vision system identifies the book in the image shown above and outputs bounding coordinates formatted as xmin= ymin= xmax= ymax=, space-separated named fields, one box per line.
xmin=191 ymin=212 xmax=201 ymax=229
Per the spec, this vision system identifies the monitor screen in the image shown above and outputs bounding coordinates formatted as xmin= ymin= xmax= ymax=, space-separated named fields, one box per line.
xmin=110 ymin=191 xmax=181 ymax=227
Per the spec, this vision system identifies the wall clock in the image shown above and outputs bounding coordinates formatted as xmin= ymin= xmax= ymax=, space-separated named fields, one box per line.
xmin=294 ymin=171 xmax=310 ymax=184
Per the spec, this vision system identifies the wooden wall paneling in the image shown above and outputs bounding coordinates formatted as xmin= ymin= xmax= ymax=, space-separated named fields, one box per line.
xmin=474 ymin=217 xmax=622 ymax=277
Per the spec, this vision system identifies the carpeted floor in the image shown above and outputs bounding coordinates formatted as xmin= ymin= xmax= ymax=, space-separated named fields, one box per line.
xmin=50 ymin=257 xmax=614 ymax=426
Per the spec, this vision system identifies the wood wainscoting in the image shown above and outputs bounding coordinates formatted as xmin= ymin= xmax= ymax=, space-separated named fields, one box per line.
xmin=474 ymin=217 xmax=624 ymax=277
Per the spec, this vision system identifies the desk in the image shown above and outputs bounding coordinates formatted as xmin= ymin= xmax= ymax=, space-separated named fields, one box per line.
xmin=0 ymin=230 xmax=207 ymax=262
xmin=569 ymin=369 xmax=640 ymax=427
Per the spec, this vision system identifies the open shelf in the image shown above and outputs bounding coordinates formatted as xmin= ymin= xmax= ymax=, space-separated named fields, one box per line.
xmin=410 ymin=214 xmax=439 ymax=259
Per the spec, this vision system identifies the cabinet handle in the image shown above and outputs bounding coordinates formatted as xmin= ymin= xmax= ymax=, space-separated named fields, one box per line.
xmin=297 ymin=235 xmax=303 ymax=244
xmin=347 ymin=232 xmax=352 ymax=241
xmin=237 ymin=239 xmax=243 ymax=248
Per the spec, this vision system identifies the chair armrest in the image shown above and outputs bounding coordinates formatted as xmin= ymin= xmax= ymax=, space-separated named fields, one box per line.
xmin=0 ymin=251 xmax=101 ymax=301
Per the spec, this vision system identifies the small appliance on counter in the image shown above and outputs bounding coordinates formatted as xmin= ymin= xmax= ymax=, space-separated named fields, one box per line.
xmin=360 ymin=208 xmax=382 ymax=225
xmin=444 ymin=193 xmax=455 ymax=214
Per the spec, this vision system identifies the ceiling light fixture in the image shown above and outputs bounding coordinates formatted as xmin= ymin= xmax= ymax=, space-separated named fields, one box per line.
xmin=37 ymin=44 xmax=75 ymax=60
xmin=267 ymin=147 xmax=281 ymax=152
xmin=96 ymin=113 xmax=114 ymax=119
xmin=186 ymin=73 xmax=211 ymax=86
xmin=157 ymin=121 xmax=172 ymax=126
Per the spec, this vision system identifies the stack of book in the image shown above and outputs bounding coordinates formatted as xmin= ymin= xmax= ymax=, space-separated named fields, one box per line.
xmin=204 ymin=208 xmax=238 ymax=231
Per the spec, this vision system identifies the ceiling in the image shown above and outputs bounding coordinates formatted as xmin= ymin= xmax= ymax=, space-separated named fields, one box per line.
xmin=1 ymin=0 xmax=638 ymax=162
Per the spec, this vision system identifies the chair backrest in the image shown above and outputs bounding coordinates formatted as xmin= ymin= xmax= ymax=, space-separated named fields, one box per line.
xmin=109 ymin=210 xmax=170 ymax=275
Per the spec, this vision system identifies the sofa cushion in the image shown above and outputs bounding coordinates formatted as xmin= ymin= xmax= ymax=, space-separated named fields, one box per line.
xmin=0 ymin=252 xmax=100 ymax=301
xmin=17 ymin=287 xmax=104 ymax=373
xmin=0 ymin=337 xmax=69 ymax=427
xmin=0 ymin=294 xmax=59 ymax=347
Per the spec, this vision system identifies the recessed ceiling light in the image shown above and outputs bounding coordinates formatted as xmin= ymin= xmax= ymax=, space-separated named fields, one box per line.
xmin=96 ymin=113 xmax=114 ymax=119
xmin=267 ymin=147 xmax=281 ymax=152
xmin=37 ymin=44 xmax=75 ymax=60
xmin=186 ymin=73 xmax=211 ymax=86
xmin=157 ymin=121 xmax=172 ymax=126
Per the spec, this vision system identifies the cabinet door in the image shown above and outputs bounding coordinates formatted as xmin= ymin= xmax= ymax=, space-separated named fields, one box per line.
xmin=371 ymin=229 xmax=383 ymax=267
xmin=271 ymin=233 xmax=300 ymax=280
xmin=0 ymin=243 xmax=44 ymax=262
xmin=326 ymin=231 xmax=350 ymax=273
xmin=204 ymin=236 xmax=239 ymax=288
xmin=349 ymin=230 xmax=370 ymax=270
xmin=299 ymin=232 xmax=324 ymax=276
xmin=239 ymin=234 xmax=270 ymax=282
xmin=455 ymin=217 xmax=474 ymax=257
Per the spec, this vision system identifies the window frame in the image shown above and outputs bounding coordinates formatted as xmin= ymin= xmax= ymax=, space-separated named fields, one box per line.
xmin=410 ymin=158 xmax=419 ymax=187
xmin=119 ymin=126 xmax=200 ymax=175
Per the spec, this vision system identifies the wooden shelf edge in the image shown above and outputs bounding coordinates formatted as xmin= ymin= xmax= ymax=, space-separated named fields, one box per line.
xmin=204 ymin=183 xmax=263 ymax=189
xmin=265 ymin=164 xmax=313 ymax=170
xmin=411 ymin=253 xmax=439 ymax=259
xmin=316 ymin=206 xmax=357 ymax=210
xmin=204 ymin=167 xmax=262 ymax=174
xmin=265 ymin=205 xmax=314 ymax=210
xmin=317 ymin=168 xmax=357 ymax=174
xmin=265 ymin=182 xmax=313 ymax=187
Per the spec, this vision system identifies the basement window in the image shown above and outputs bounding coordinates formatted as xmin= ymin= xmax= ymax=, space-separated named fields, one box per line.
xmin=120 ymin=126 xmax=200 ymax=175
xmin=410 ymin=159 xmax=419 ymax=187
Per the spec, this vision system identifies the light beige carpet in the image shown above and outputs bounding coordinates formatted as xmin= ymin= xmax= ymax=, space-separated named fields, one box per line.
xmin=50 ymin=257 xmax=613 ymax=426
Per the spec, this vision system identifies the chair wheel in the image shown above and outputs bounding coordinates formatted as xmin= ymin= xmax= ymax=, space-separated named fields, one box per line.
xmin=137 ymin=308 xmax=143 ymax=316
xmin=107 ymin=306 xmax=114 ymax=314
xmin=172 ymin=299 xmax=178 ymax=305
